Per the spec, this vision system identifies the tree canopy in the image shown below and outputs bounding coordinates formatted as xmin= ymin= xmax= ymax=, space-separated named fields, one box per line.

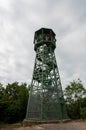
xmin=64 ymin=79 xmax=86 ymax=104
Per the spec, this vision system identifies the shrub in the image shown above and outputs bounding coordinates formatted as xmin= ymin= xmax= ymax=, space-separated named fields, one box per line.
xmin=80 ymin=107 xmax=86 ymax=119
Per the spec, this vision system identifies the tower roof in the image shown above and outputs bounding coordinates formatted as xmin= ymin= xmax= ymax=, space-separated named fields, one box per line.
xmin=35 ymin=28 xmax=56 ymax=36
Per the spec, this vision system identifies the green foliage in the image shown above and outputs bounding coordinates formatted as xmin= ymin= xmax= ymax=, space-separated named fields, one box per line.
xmin=0 ymin=82 xmax=28 ymax=123
xmin=66 ymin=101 xmax=80 ymax=119
xmin=0 ymin=83 xmax=5 ymax=99
xmin=64 ymin=79 xmax=86 ymax=104
xmin=64 ymin=79 xmax=86 ymax=119
xmin=0 ymin=79 xmax=86 ymax=123
xmin=81 ymin=97 xmax=86 ymax=108
xmin=80 ymin=107 xmax=86 ymax=119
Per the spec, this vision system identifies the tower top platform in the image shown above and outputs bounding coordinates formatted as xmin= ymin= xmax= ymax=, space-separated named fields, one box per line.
xmin=34 ymin=28 xmax=56 ymax=51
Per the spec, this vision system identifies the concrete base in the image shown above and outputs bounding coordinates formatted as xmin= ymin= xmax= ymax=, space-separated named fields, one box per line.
xmin=23 ymin=119 xmax=71 ymax=127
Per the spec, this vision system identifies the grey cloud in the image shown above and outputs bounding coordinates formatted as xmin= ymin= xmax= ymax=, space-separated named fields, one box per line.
xmin=0 ymin=0 xmax=86 ymax=88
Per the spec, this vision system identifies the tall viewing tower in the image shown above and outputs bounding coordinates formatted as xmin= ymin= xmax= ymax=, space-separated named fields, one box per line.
xmin=26 ymin=28 xmax=67 ymax=120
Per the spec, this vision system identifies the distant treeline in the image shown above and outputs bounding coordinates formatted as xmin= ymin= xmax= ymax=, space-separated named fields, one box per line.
xmin=0 ymin=79 xmax=86 ymax=123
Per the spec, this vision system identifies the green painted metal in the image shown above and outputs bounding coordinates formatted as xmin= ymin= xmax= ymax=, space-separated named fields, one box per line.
xmin=26 ymin=28 xmax=68 ymax=120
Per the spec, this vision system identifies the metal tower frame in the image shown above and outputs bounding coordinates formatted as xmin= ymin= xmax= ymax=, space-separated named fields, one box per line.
xmin=26 ymin=28 xmax=67 ymax=120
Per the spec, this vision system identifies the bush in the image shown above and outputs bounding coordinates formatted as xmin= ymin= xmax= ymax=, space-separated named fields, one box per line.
xmin=66 ymin=102 xmax=80 ymax=119
xmin=80 ymin=107 xmax=86 ymax=119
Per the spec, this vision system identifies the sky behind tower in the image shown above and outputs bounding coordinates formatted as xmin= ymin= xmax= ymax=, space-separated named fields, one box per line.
xmin=0 ymin=0 xmax=86 ymax=88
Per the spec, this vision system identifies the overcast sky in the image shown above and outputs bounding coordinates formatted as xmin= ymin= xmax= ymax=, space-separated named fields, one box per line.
xmin=0 ymin=0 xmax=86 ymax=88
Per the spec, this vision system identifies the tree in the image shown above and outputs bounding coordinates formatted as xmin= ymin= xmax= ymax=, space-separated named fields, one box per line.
xmin=0 ymin=82 xmax=29 ymax=123
xmin=64 ymin=79 xmax=86 ymax=104
xmin=64 ymin=79 xmax=86 ymax=119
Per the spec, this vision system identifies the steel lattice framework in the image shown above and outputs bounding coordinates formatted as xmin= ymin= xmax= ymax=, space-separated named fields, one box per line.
xmin=26 ymin=28 xmax=67 ymax=120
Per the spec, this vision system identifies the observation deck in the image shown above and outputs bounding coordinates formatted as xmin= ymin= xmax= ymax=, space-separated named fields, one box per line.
xmin=34 ymin=28 xmax=56 ymax=51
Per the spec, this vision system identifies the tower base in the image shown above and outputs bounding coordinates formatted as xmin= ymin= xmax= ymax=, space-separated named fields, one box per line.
xmin=23 ymin=119 xmax=71 ymax=127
